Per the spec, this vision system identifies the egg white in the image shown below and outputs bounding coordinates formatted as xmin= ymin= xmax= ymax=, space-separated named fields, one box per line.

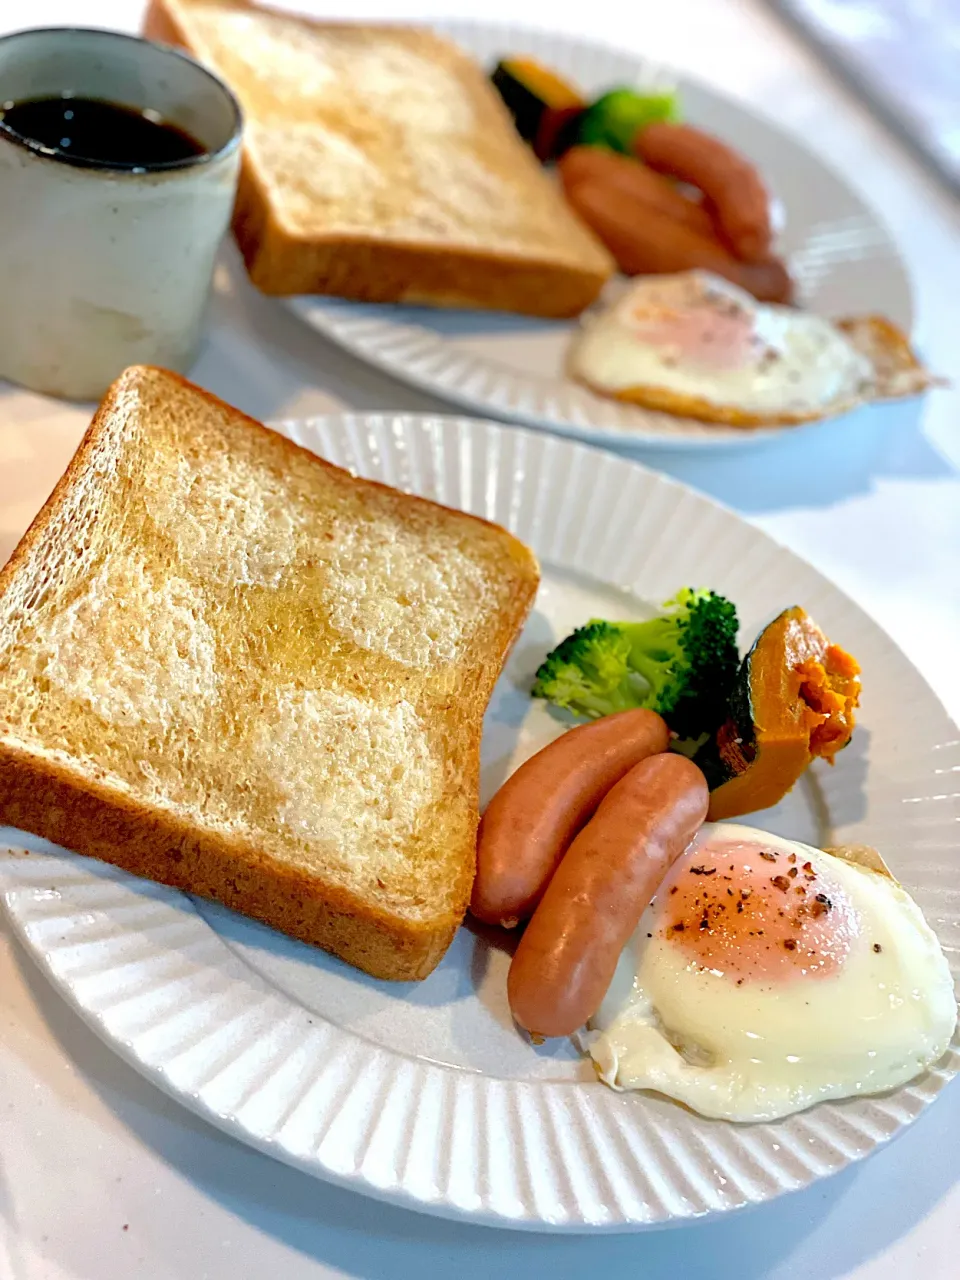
xmin=585 ymin=826 xmax=957 ymax=1123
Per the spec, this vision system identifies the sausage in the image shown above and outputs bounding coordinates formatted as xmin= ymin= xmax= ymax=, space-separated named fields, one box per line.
xmin=634 ymin=122 xmax=773 ymax=263
xmin=564 ymin=179 xmax=793 ymax=304
xmin=471 ymin=708 xmax=670 ymax=927
xmin=565 ymin=179 xmax=792 ymax=303
xmin=559 ymin=146 xmax=714 ymax=238
xmin=507 ymin=753 xmax=709 ymax=1038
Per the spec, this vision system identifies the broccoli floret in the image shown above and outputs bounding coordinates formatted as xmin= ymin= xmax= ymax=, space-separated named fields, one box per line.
xmin=531 ymin=588 xmax=739 ymax=740
xmin=530 ymin=621 xmax=641 ymax=719
xmin=577 ymin=88 xmax=681 ymax=153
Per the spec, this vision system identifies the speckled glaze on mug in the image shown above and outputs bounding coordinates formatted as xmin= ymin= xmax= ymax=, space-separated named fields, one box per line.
xmin=0 ymin=27 xmax=242 ymax=401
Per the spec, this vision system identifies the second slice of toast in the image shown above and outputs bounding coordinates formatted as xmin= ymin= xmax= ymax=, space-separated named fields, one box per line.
xmin=143 ymin=0 xmax=614 ymax=316
xmin=0 ymin=366 xmax=539 ymax=979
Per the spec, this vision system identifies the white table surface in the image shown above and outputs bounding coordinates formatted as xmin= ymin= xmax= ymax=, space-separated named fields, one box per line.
xmin=1 ymin=1 xmax=958 ymax=1277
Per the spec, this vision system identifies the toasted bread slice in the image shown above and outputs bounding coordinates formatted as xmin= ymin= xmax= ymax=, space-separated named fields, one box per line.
xmin=143 ymin=0 xmax=613 ymax=316
xmin=0 ymin=366 xmax=538 ymax=979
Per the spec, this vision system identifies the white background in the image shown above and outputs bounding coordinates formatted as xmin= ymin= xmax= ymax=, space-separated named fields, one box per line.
xmin=0 ymin=1 xmax=957 ymax=1277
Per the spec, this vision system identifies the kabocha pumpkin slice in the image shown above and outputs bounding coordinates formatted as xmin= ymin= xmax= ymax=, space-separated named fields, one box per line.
xmin=491 ymin=58 xmax=586 ymax=160
xmin=696 ymin=607 xmax=860 ymax=820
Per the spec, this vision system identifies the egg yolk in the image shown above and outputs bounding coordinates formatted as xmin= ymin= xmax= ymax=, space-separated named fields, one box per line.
xmin=622 ymin=298 xmax=769 ymax=373
xmin=655 ymin=835 xmax=859 ymax=983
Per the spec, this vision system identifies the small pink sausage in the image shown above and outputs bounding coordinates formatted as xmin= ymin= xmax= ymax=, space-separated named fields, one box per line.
xmin=634 ymin=122 xmax=774 ymax=264
xmin=564 ymin=179 xmax=793 ymax=304
xmin=470 ymin=709 xmax=670 ymax=928
xmin=508 ymin=753 xmax=709 ymax=1038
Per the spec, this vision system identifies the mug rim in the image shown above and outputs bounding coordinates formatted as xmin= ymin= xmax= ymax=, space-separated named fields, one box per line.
xmin=0 ymin=25 xmax=243 ymax=174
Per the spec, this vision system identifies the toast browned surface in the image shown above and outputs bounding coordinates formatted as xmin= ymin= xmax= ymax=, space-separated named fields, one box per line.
xmin=143 ymin=0 xmax=613 ymax=315
xmin=0 ymin=366 xmax=539 ymax=979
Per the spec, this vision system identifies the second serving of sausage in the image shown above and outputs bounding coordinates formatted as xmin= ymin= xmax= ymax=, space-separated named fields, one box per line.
xmin=558 ymin=123 xmax=792 ymax=305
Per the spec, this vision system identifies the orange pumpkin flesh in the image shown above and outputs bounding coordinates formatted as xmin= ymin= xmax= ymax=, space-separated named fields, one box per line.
xmin=703 ymin=607 xmax=860 ymax=821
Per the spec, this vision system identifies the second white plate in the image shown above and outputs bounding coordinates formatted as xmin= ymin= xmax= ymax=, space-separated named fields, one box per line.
xmin=1 ymin=412 xmax=957 ymax=1232
xmin=288 ymin=20 xmax=913 ymax=450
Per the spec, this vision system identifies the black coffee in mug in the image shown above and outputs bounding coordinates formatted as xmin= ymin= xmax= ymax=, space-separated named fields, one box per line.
xmin=0 ymin=93 xmax=206 ymax=168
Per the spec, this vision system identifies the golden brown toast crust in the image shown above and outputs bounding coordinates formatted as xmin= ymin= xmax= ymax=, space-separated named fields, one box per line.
xmin=231 ymin=212 xmax=610 ymax=314
xmin=0 ymin=739 xmax=457 ymax=979
xmin=143 ymin=0 xmax=613 ymax=316
xmin=0 ymin=367 xmax=539 ymax=980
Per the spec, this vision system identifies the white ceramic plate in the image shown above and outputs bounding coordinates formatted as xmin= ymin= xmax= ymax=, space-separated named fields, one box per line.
xmin=1 ymin=413 xmax=956 ymax=1233
xmin=288 ymin=21 xmax=914 ymax=451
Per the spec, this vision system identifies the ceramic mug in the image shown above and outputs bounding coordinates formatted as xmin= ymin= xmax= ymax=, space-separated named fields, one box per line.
xmin=0 ymin=27 xmax=242 ymax=401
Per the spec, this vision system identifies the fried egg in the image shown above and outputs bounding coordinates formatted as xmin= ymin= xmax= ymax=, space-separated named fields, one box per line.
xmin=569 ymin=272 xmax=935 ymax=426
xmin=584 ymin=824 xmax=957 ymax=1122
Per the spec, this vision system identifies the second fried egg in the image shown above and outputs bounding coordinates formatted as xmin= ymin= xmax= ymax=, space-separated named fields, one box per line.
xmin=570 ymin=271 xmax=933 ymax=426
